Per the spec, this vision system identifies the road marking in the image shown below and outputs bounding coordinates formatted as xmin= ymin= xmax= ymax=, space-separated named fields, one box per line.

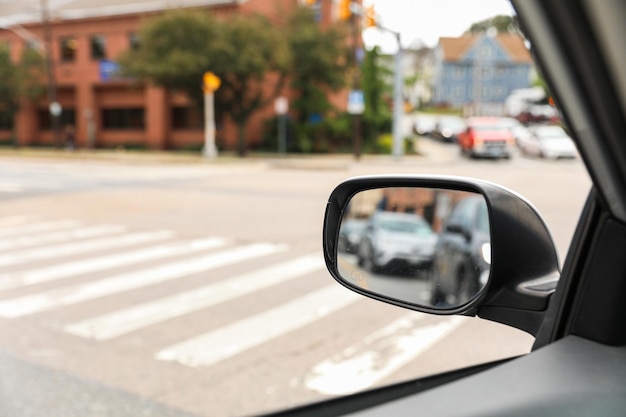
xmin=304 ymin=315 xmax=465 ymax=395
xmin=155 ymin=284 xmax=360 ymax=368
xmin=0 ymin=237 xmax=228 ymax=290
xmin=0 ymin=220 xmax=81 ymax=238
xmin=0 ymin=243 xmax=286 ymax=318
xmin=0 ymin=230 xmax=175 ymax=267
xmin=64 ymin=254 xmax=325 ymax=340
xmin=0 ymin=224 xmax=127 ymax=252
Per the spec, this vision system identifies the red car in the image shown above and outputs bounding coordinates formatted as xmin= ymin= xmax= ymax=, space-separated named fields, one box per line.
xmin=457 ymin=117 xmax=516 ymax=159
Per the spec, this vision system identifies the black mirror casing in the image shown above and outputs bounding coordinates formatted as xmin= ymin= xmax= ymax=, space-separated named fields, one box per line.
xmin=323 ymin=175 xmax=561 ymax=335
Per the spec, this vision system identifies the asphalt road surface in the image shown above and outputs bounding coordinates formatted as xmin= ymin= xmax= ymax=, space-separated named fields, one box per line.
xmin=0 ymin=141 xmax=591 ymax=416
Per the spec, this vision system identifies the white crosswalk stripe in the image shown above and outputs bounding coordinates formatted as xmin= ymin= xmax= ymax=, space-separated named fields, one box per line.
xmin=155 ymin=284 xmax=360 ymax=368
xmin=304 ymin=315 xmax=465 ymax=395
xmin=0 ymin=216 xmax=467 ymax=393
xmin=0 ymin=237 xmax=228 ymax=290
xmin=0 ymin=242 xmax=287 ymax=318
xmin=0 ymin=224 xmax=127 ymax=252
xmin=0 ymin=220 xmax=81 ymax=238
xmin=64 ymin=254 xmax=325 ymax=340
xmin=0 ymin=229 xmax=174 ymax=267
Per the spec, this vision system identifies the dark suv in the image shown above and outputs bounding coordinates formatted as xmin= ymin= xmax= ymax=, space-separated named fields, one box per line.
xmin=430 ymin=195 xmax=490 ymax=306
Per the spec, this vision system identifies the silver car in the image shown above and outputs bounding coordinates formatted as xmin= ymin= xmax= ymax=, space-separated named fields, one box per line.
xmin=357 ymin=211 xmax=437 ymax=274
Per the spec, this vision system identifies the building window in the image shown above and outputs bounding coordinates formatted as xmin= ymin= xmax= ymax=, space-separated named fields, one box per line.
xmin=90 ymin=35 xmax=106 ymax=60
xmin=495 ymin=85 xmax=507 ymax=98
xmin=454 ymin=86 xmax=464 ymax=98
xmin=172 ymin=107 xmax=203 ymax=129
xmin=60 ymin=37 xmax=77 ymax=62
xmin=128 ymin=32 xmax=140 ymax=50
xmin=480 ymin=46 xmax=493 ymax=57
xmin=38 ymin=108 xmax=76 ymax=129
xmin=454 ymin=66 xmax=464 ymax=79
xmin=102 ymin=108 xmax=144 ymax=129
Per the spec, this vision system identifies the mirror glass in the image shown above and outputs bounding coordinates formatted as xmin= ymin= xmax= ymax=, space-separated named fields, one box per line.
xmin=336 ymin=187 xmax=490 ymax=309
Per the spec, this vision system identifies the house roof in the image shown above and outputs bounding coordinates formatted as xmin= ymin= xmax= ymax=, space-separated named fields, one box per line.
xmin=0 ymin=0 xmax=236 ymax=26
xmin=438 ymin=33 xmax=532 ymax=63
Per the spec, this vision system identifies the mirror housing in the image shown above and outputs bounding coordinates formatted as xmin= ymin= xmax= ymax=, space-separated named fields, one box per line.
xmin=323 ymin=175 xmax=560 ymax=335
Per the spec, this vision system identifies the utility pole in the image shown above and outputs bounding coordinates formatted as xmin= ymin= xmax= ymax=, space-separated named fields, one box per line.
xmin=391 ymin=31 xmax=403 ymax=159
xmin=41 ymin=0 xmax=62 ymax=147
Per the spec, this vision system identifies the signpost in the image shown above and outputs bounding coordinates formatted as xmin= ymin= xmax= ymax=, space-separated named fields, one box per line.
xmin=203 ymin=71 xmax=221 ymax=159
xmin=274 ymin=97 xmax=288 ymax=155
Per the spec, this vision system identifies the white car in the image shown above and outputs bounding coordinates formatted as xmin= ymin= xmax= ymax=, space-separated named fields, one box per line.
xmin=519 ymin=125 xmax=578 ymax=159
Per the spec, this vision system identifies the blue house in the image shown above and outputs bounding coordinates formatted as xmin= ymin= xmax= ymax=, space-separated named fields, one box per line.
xmin=433 ymin=33 xmax=533 ymax=115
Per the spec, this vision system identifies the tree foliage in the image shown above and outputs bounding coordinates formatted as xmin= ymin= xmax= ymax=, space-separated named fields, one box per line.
xmin=465 ymin=15 xmax=522 ymax=36
xmin=287 ymin=7 xmax=349 ymax=124
xmin=0 ymin=45 xmax=46 ymax=136
xmin=0 ymin=46 xmax=20 ymax=118
xmin=118 ymin=9 xmax=290 ymax=155
xmin=361 ymin=46 xmax=392 ymax=148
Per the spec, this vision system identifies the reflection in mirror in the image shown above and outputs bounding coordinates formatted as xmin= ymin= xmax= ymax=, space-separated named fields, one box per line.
xmin=336 ymin=187 xmax=490 ymax=310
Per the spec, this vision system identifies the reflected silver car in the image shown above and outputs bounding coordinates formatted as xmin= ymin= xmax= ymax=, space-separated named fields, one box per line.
xmin=357 ymin=211 xmax=437 ymax=274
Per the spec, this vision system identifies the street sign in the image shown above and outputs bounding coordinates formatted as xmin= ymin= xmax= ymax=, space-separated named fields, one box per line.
xmin=347 ymin=90 xmax=364 ymax=115
xmin=274 ymin=97 xmax=288 ymax=115
xmin=203 ymin=72 xmax=221 ymax=93
xmin=49 ymin=102 xmax=62 ymax=117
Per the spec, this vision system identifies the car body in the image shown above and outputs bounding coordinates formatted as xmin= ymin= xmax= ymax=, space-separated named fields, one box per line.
xmin=430 ymin=195 xmax=490 ymax=307
xmin=357 ymin=211 xmax=437 ymax=274
xmin=337 ymin=218 xmax=367 ymax=254
xmin=518 ymin=124 xmax=579 ymax=159
xmin=431 ymin=115 xmax=466 ymax=143
xmin=457 ymin=117 xmax=516 ymax=159
xmin=412 ymin=114 xmax=437 ymax=136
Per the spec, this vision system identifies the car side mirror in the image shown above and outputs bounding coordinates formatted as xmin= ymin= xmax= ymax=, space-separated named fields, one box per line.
xmin=323 ymin=176 xmax=561 ymax=335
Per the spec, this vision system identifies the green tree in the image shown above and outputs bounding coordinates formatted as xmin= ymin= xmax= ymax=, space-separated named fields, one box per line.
xmin=361 ymin=46 xmax=392 ymax=149
xmin=465 ymin=15 xmax=522 ymax=36
xmin=0 ymin=45 xmax=20 ymax=128
xmin=119 ymin=9 xmax=290 ymax=156
xmin=0 ymin=45 xmax=46 ymax=141
xmin=287 ymin=7 xmax=348 ymax=124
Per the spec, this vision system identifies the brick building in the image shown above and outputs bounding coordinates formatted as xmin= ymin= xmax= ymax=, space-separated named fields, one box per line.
xmin=0 ymin=0 xmax=348 ymax=150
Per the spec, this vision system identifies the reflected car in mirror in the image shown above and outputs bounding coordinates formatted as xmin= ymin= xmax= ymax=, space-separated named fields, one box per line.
xmin=431 ymin=195 xmax=491 ymax=307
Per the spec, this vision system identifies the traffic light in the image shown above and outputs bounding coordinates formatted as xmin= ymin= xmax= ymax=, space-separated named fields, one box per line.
xmin=338 ymin=0 xmax=351 ymax=20
xmin=305 ymin=0 xmax=317 ymax=5
xmin=364 ymin=5 xmax=376 ymax=27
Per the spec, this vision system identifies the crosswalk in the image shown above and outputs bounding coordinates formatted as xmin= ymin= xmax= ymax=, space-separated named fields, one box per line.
xmin=0 ymin=160 xmax=230 ymax=198
xmin=0 ymin=214 xmax=465 ymax=395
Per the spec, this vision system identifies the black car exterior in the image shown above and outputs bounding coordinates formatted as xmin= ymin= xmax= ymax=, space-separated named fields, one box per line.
xmin=431 ymin=195 xmax=490 ymax=306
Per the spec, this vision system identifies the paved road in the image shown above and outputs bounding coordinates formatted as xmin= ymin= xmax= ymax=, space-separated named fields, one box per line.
xmin=0 ymin=142 xmax=591 ymax=416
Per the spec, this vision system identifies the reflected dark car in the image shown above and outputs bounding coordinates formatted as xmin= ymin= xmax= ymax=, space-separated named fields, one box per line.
xmin=337 ymin=219 xmax=367 ymax=254
xmin=357 ymin=211 xmax=437 ymax=274
xmin=431 ymin=196 xmax=490 ymax=306
xmin=431 ymin=116 xmax=466 ymax=143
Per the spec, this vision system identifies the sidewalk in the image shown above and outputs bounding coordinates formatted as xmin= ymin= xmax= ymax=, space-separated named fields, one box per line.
xmin=0 ymin=138 xmax=453 ymax=169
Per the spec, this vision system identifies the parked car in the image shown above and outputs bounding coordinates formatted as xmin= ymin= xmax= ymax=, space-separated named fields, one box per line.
xmin=431 ymin=115 xmax=466 ymax=143
xmin=430 ymin=195 xmax=490 ymax=307
xmin=412 ymin=114 xmax=437 ymax=136
xmin=457 ymin=117 xmax=516 ymax=159
xmin=357 ymin=211 xmax=437 ymax=274
xmin=518 ymin=124 xmax=578 ymax=159
xmin=337 ymin=218 xmax=367 ymax=254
